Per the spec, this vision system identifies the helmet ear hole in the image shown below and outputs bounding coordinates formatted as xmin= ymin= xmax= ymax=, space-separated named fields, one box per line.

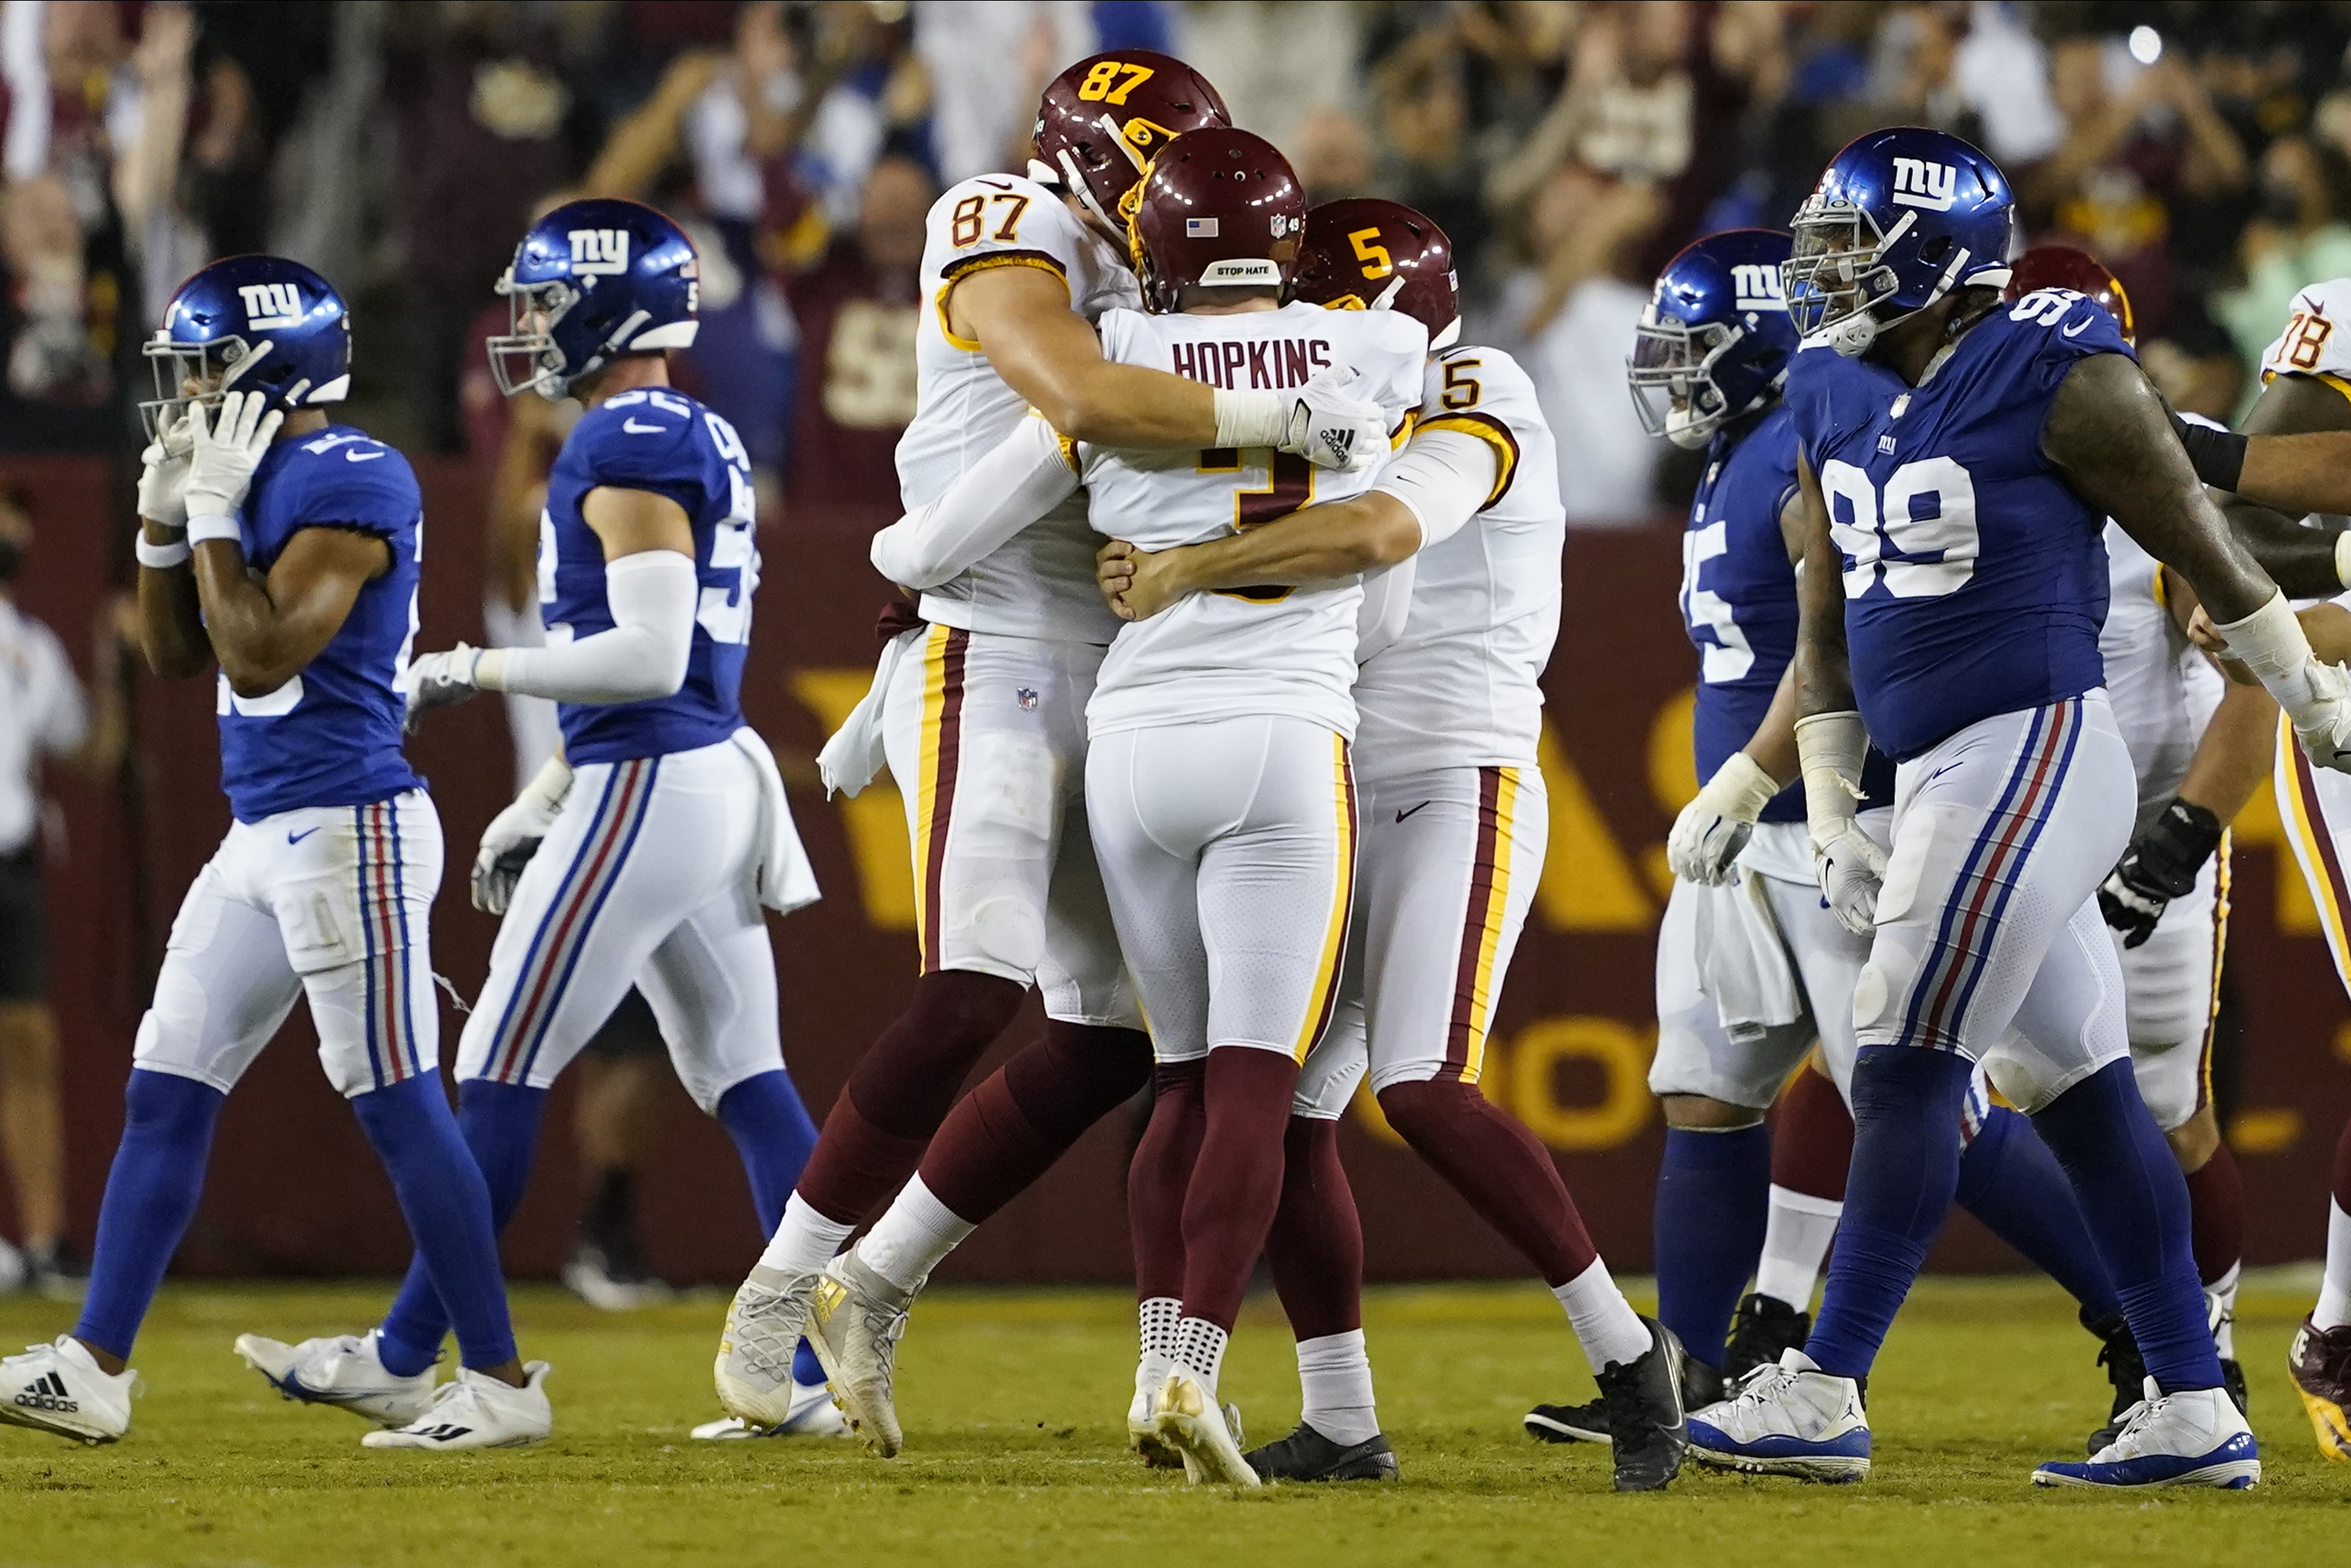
xmin=1918 ymin=235 xmax=1954 ymax=266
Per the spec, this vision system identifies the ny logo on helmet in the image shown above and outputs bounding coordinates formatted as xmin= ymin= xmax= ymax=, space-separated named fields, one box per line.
xmin=1732 ymin=264 xmax=1786 ymax=313
xmin=568 ymin=229 xmax=630 ymax=276
xmin=1890 ymin=158 xmax=1959 ymax=212
xmin=237 ymin=282 xmax=305 ymax=331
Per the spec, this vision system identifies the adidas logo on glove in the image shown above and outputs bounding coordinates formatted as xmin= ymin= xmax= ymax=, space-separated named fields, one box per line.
xmin=1318 ymin=427 xmax=1356 ymax=465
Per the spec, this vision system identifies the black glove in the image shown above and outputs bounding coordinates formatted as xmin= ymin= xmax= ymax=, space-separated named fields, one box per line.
xmin=2169 ymin=412 xmax=2248 ymax=493
xmin=2098 ymin=798 xmax=2223 ymax=949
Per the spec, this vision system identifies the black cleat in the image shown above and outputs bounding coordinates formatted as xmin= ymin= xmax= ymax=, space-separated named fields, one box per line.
xmin=1593 ymin=1315 xmax=1687 ymax=1492
xmin=1724 ymin=1293 xmax=1810 ymax=1382
xmin=2220 ymin=1356 xmax=2249 ymax=1422
xmin=1244 ymin=1422 xmax=1400 ymax=1482
xmin=2082 ymin=1308 xmax=2150 ymax=1454
xmin=1526 ymin=1348 xmax=1722 ymax=1447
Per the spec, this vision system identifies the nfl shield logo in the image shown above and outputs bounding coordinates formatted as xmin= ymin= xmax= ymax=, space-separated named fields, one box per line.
xmin=1186 ymin=217 xmax=1219 ymax=238
xmin=1016 ymin=688 xmax=1039 ymax=711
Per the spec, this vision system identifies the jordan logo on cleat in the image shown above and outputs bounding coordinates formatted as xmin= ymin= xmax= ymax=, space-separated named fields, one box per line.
xmin=14 ymin=1372 xmax=77 ymax=1413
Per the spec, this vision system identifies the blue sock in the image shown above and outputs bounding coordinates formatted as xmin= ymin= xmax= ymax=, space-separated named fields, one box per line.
xmin=376 ymin=1079 xmax=547 ymax=1375
xmin=1955 ymin=1105 xmax=2119 ymax=1317
xmin=2027 ymin=1059 xmax=2222 ymax=1393
xmin=1652 ymin=1122 xmax=1771 ymax=1371
xmin=1805 ymin=1045 xmax=1970 ymax=1380
xmin=72 ymin=1071 xmax=226 ymax=1361
xmin=352 ymin=1075 xmax=520 ymax=1372
xmin=715 ymin=1069 xmax=821 ymax=1233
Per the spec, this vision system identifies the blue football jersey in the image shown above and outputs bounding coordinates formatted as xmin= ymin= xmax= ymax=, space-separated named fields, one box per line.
xmin=541 ymin=386 xmax=758 ymax=763
xmin=1682 ymin=406 xmax=1890 ymax=821
xmin=1784 ymin=290 xmax=2129 ymax=760
xmin=217 ymin=426 xmax=422 ymax=822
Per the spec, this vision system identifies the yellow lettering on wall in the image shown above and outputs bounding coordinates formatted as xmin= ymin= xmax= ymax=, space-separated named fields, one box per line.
xmin=1509 ymin=1016 xmax=1655 ymax=1151
xmin=790 ymin=669 xmax=916 ymax=930
xmin=2229 ymin=757 xmax=2319 ymax=936
xmin=1533 ymin=723 xmax=1653 ymax=931
xmin=1648 ymin=686 xmax=1700 ymax=814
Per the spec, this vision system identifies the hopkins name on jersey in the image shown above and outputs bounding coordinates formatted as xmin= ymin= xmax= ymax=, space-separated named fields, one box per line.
xmin=1080 ymin=301 xmax=1427 ymax=739
xmin=218 ymin=427 xmax=423 ymax=822
xmin=1681 ymin=401 xmax=1892 ymax=818
xmin=896 ymin=174 xmax=1139 ymax=643
xmin=542 ymin=386 xmax=758 ymax=762
xmin=1784 ymin=288 xmax=2131 ymax=760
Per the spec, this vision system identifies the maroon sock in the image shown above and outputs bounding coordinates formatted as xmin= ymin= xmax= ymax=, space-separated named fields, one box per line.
xmin=1771 ymin=1065 xmax=1854 ymax=1202
xmin=794 ymin=970 xmax=1026 ymax=1224
xmin=1129 ymin=1060 xmax=1206 ymax=1303
xmin=1265 ymin=1115 xmax=1362 ymax=1341
xmin=2335 ymin=1115 xmax=2351 ymax=1212
xmin=1378 ymin=1078 xmax=1596 ymax=1288
xmin=2183 ymin=1138 xmax=2245 ymax=1288
xmin=918 ymin=1023 xmax=1154 ymax=1222
xmin=1177 ymin=1049 xmax=1302 ymax=1331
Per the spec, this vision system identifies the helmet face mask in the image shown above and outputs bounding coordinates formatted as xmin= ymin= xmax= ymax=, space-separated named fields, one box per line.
xmin=486 ymin=275 xmax=584 ymax=401
xmin=486 ymin=199 xmax=701 ymax=401
xmin=1783 ymin=201 xmax=1906 ymax=352
xmin=1627 ymin=315 xmax=1742 ymax=448
xmin=1626 ymin=228 xmax=1800 ymax=448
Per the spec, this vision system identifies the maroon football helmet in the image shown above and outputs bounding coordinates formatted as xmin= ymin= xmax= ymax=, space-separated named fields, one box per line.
xmin=1032 ymin=50 xmax=1230 ymax=233
xmin=2004 ymin=244 xmax=2135 ymax=346
xmin=1293 ymin=198 xmax=1461 ymax=348
xmin=1126 ymin=127 xmax=1308 ymax=314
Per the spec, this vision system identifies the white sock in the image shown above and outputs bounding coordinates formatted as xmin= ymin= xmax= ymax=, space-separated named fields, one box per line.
xmin=2317 ymin=1199 xmax=2351 ymax=1331
xmin=757 ymin=1192 xmax=856 ymax=1276
xmin=1755 ymin=1184 xmax=1843 ymax=1311
xmin=2206 ymin=1260 xmax=2241 ymax=1359
xmin=856 ymin=1176 xmax=975 ymax=1293
xmin=1554 ymin=1256 xmax=1652 ymax=1371
xmin=1173 ymin=1316 xmax=1229 ymax=1394
xmin=1296 ymin=1330 xmax=1379 ymax=1445
xmin=1137 ymin=1297 xmax=1180 ymax=1393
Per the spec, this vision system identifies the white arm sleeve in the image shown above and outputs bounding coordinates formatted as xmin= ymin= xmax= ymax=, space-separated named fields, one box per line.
xmin=1355 ymin=557 xmax=1418 ymax=663
xmin=479 ymin=550 xmax=696 ymax=705
xmin=871 ymin=415 xmax=1080 ymax=589
xmin=1370 ymin=428 xmax=1500 ymax=551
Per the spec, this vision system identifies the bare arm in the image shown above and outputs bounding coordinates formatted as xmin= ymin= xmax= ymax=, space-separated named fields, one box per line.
xmin=949 ymin=265 xmax=1219 ymax=448
xmin=1790 ymin=450 xmax=1854 ymax=718
xmin=2042 ymin=353 xmax=2278 ymax=622
xmin=1098 ymin=494 xmax=1422 ymax=623
xmin=194 ymin=527 xmax=388 ymax=698
xmin=2178 ymin=680 xmax=2280 ymax=823
xmin=2212 ymin=374 xmax=2351 ymax=593
xmin=581 ymin=484 xmax=694 ymax=560
xmin=136 ymin=518 xmax=211 ymax=678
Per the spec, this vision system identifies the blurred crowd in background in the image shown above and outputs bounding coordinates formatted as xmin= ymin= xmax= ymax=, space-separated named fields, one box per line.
xmin=4 ymin=0 xmax=2351 ymax=526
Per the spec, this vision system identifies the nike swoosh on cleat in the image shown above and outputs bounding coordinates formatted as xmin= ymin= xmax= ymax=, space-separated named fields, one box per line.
xmin=622 ymin=418 xmax=667 ymax=434
xmin=287 ymin=827 xmax=321 ymax=844
xmin=345 ymin=449 xmax=388 ymax=461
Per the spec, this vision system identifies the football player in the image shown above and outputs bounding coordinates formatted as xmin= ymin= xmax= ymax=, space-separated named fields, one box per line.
xmin=0 ymin=259 xmax=549 ymax=1450
xmin=236 ymin=198 xmax=837 ymax=1438
xmin=715 ymin=52 xmax=1392 ymax=1449
xmin=1095 ymin=197 xmax=1689 ymax=1491
xmin=1690 ymin=128 xmax=2350 ymax=1489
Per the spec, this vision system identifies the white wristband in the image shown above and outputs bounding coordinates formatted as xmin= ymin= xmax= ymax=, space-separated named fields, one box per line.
xmin=2334 ymin=529 xmax=2351 ymax=592
xmin=1702 ymin=750 xmax=1785 ymax=826
xmin=1213 ymin=388 xmax=1287 ymax=449
xmin=1794 ymin=710 xmax=1871 ymax=849
xmin=185 ymin=513 xmax=242 ymax=547
xmin=135 ymin=533 xmax=191 ymax=569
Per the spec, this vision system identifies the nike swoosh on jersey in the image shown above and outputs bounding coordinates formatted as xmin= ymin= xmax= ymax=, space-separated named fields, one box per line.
xmin=346 ymin=449 xmax=388 ymax=461
xmin=622 ymin=418 xmax=668 ymax=434
xmin=288 ymin=826 xmax=322 ymax=844
xmin=2061 ymin=318 xmax=2093 ymax=338
xmin=1394 ymin=801 xmax=1433 ymax=822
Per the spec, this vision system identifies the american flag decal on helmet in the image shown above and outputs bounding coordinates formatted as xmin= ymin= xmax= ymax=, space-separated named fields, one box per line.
xmin=1187 ymin=217 xmax=1219 ymax=237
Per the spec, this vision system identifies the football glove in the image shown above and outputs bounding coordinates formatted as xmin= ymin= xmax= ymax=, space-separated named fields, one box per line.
xmin=2098 ymin=798 xmax=2222 ymax=950
xmin=1666 ymin=751 xmax=1781 ymax=885
xmin=180 ymin=390 xmax=283 ymax=522
xmin=404 ymin=643 xmax=485 ymax=735
xmin=1283 ymin=365 xmax=1389 ymax=473
xmin=1815 ymin=822 xmax=1888 ymax=936
xmin=136 ymin=412 xmax=194 ymax=530
xmin=472 ymin=756 xmax=573 ymax=915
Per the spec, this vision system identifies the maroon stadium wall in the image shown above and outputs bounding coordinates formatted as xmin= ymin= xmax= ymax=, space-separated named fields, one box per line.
xmin=16 ymin=453 xmax=2350 ymax=1284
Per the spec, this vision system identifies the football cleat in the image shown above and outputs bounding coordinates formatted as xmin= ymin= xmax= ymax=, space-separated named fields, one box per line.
xmin=2288 ymin=1316 xmax=2351 ymax=1462
xmin=1151 ymin=1370 xmax=1259 ymax=1487
xmin=2081 ymin=1308 xmax=2152 ymax=1454
xmin=0 ymin=1336 xmax=134 ymax=1445
xmin=1686 ymin=1347 xmax=1870 ymax=1483
xmin=2032 ymin=1378 xmax=2259 ymax=1489
xmin=24 ymin=1238 xmax=88 ymax=1303
xmin=1245 ymin=1422 xmax=1399 ymax=1483
xmin=1724 ymin=1293 xmax=1811 ymax=1382
xmin=234 ymin=1329 xmax=438 ymax=1427
xmin=361 ymin=1362 xmax=552 ymax=1450
xmin=1525 ymin=1347 xmax=1723 ymax=1448
xmin=806 ymin=1250 xmax=912 ymax=1458
xmin=1593 ymin=1315 xmax=1688 ymax=1491
xmin=1127 ymin=1361 xmax=1185 ymax=1468
xmin=560 ymin=1241 xmax=674 ymax=1312
xmin=713 ymin=1265 xmax=819 ymax=1428
xmin=690 ymin=1379 xmax=850 ymax=1440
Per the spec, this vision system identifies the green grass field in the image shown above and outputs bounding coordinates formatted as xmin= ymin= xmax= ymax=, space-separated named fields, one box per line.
xmin=0 ymin=1277 xmax=2341 ymax=1567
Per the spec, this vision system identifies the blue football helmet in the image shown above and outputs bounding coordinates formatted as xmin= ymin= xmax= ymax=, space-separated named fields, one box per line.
xmin=141 ymin=255 xmax=351 ymax=452
xmin=1628 ymin=229 xmax=1801 ymax=449
xmin=1781 ymin=127 xmax=2014 ymax=358
xmin=488 ymin=198 xmax=700 ymax=400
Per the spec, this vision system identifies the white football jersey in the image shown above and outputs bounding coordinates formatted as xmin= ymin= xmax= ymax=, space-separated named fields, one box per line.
xmin=896 ymin=173 xmax=1139 ymax=642
xmin=2259 ymin=277 xmax=2351 ymax=394
xmin=1353 ymin=346 xmax=1564 ymax=778
xmin=1081 ymin=301 xmax=1428 ymax=738
xmin=2099 ymin=519 xmax=2221 ymax=832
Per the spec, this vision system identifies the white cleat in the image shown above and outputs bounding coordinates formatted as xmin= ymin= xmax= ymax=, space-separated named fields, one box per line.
xmin=233 ymin=1329 xmax=437 ymax=1427
xmin=0 ymin=1336 xmax=134 ymax=1445
xmin=1151 ymin=1370 xmax=1259 ymax=1488
xmin=1128 ymin=1381 xmax=1183 ymax=1469
xmin=714 ymin=1265 xmax=820 ymax=1428
xmin=1684 ymin=1348 xmax=1871 ymax=1482
xmin=806 ymin=1250 xmax=912 ymax=1458
xmin=2033 ymin=1378 xmax=2261 ymax=1489
xmin=691 ymin=1381 xmax=851 ymax=1440
xmin=361 ymin=1362 xmax=552 ymax=1450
